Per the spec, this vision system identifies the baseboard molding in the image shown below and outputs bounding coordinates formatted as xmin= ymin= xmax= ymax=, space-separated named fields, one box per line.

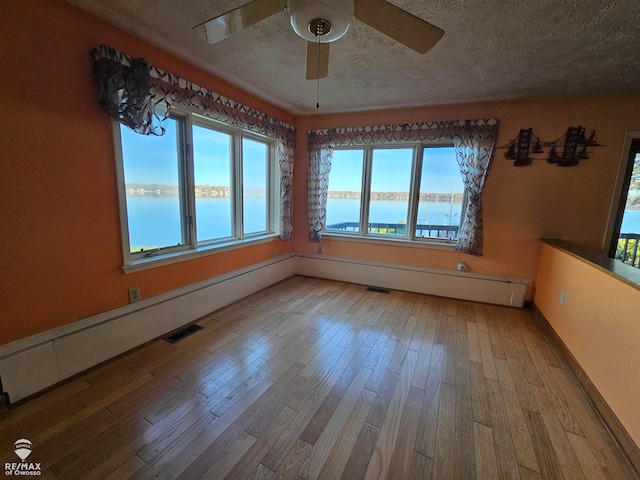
xmin=0 ymin=255 xmax=296 ymax=403
xmin=295 ymin=253 xmax=531 ymax=307
xmin=530 ymin=304 xmax=640 ymax=477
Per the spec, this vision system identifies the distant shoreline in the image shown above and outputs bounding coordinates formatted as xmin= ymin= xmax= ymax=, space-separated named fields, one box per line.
xmin=125 ymin=183 xmax=465 ymax=202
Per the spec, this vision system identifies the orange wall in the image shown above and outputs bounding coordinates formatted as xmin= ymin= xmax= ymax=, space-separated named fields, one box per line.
xmin=3 ymin=0 xmax=640 ymax=347
xmin=0 ymin=0 xmax=295 ymax=345
xmin=293 ymin=95 xmax=640 ymax=286
xmin=534 ymin=242 xmax=640 ymax=447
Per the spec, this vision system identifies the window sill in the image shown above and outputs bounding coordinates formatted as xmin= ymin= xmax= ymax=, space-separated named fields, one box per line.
xmin=320 ymin=231 xmax=458 ymax=250
xmin=123 ymin=233 xmax=280 ymax=273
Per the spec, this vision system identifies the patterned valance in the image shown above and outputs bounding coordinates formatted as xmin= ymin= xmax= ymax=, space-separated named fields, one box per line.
xmin=307 ymin=119 xmax=499 ymax=255
xmin=91 ymin=45 xmax=295 ymax=241
xmin=308 ymin=120 xmax=497 ymax=147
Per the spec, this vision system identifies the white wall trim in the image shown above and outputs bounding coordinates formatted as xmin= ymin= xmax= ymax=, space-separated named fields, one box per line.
xmin=0 ymin=255 xmax=296 ymax=403
xmin=294 ymin=253 xmax=531 ymax=307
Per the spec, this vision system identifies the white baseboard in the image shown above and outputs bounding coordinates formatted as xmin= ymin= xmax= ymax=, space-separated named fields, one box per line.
xmin=0 ymin=252 xmax=531 ymax=403
xmin=295 ymin=254 xmax=530 ymax=307
xmin=0 ymin=255 xmax=296 ymax=403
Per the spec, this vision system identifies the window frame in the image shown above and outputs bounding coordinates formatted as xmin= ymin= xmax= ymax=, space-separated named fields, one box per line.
xmin=323 ymin=142 xmax=464 ymax=246
xmin=240 ymin=133 xmax=275 ymax=239
xmin=113 ymin=108 xmax=279 ymax=271
xmin=604 ymin=132 xmax=640 ymax=258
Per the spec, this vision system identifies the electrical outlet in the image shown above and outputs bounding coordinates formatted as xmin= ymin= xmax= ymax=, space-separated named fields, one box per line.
xmin=317 ymin=246 xmax=323 ymax=255
xmin=560 ymin=290 xmax=566 ymax=305
xmin=128 ymin=286 xmax=141 ymax=303
xmin=273 ymin=248 xmax=278 ymax=257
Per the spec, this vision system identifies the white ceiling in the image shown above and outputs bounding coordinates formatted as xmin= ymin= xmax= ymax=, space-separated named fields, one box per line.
xmin=67 ymin=0 xmax=640 ymax=115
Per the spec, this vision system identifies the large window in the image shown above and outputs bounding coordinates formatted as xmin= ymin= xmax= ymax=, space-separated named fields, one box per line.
xmin=324 ymin=145 xmax=464 ymax=243
xmin=116 ymin=110 xmax=277 ymax=265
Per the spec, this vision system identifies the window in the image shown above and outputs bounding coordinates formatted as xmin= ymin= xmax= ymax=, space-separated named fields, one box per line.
xmin=369 ymin=148 xmax=413 ymax=236
xmin=608 ymin=137 xmax=640 ymax=268
xmin=325 ymin=150 xmax=364 ymax=233
xmin=115 ymin=109 xmax=277 ymax=266
xmin=193 ymin=125 xmax=233 ymax=242
xmin=242 ymin=137 xmax=270 ymax=235
xmin=120 ymin=117 xmax=187 ymax=253
xmin=325 ymin=145 xmax=464 ymax=244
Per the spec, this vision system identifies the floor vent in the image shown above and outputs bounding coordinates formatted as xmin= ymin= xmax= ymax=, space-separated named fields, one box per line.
xmin=367 ymin=286 xmax=391 ymax=294
xmin=164 ymin=324 xmax=203 ymax=344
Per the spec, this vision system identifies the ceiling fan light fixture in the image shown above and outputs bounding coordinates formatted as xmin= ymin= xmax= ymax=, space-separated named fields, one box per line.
xmin=288 ymin=0 xmax=354 ymax=43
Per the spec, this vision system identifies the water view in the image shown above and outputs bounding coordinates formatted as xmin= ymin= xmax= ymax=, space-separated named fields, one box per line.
xmin=127 ymin=196 xmax=267 ymax=250
xmin=126 ymin=196 xmax=640 ymax=250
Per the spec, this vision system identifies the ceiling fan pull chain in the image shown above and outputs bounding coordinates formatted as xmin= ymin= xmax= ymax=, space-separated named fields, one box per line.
xmin=315 ymin=34 xmax=320 ymax=109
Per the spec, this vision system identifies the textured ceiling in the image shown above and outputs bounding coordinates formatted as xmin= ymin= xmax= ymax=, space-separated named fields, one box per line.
xmin=66 ymin=0 xmax=640 ymax=115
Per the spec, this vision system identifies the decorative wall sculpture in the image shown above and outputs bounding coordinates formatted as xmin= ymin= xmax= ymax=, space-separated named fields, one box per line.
xmin=500 ymin=126 xmax=602 ymax=167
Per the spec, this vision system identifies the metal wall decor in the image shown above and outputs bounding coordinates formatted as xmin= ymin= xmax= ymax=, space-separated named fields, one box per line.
xmin=500 ymin=126 xmax=602 ymax=167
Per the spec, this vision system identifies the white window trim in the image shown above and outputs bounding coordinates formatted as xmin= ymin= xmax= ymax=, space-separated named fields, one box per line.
xmin=323 ymin=142 xmax=464 ymax=247
xmin=113 ymin=109 xmax=280 ymax=271
xmin=122 ymin=233 xmax=281 ymax=273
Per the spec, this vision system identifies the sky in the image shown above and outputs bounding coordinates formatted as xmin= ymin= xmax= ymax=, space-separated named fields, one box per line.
xmin=121 ymin=120 xmax=268 ymax=188
xmin=121 ymin=121 xmax=462 ymax=194
xmin=329 ymin=146 xmax=464 ymax=193
xmin=121 ymin=120 xmax=181 ymax=184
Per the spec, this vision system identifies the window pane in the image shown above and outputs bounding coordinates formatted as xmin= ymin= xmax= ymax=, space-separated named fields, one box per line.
xmin=416 ymin=147 xmax=464 ymax=240
xmin=243 ymin=138 xmax=269 ymax=235
xmin=368 ymin=148 xmax=413 ymax=236
xmin=616 ymin=152 xmax=640 ymax=266
xmin=120 ymin=119 xmax=184 ymax=253
xmin=193 ymin=126 xmax=233 ymax=242
xmin=326 ymin=149 xmax=364 ymax=233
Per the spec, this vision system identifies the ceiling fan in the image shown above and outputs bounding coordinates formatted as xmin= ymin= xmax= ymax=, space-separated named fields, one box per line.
xmin=193 ymin=0 xmax=444 ymax=80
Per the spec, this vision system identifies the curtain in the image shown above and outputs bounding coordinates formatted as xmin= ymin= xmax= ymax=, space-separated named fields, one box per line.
xmin=277 ymin=139 xmax=295 ymax=240
xmin=454 ymin=123 xmax=499 ymax=255
xmin=307 ymin=131 xmax=336 ymax=242
xmin=307 ymin=120 xmax=498 ymax=254
xmin=91 ymin=45 xmax=296 ymax=241
xmin=92 ymin=48 xmax=165 ymax=135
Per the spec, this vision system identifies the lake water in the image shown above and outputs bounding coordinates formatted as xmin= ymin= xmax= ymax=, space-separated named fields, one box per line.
xmin=325 ymin=199 xmax=464 ymax=227
xmin=125 ymin=197 xmax=640 ymax=249
xmin=126 ymin=197 xmax=267 ymax=249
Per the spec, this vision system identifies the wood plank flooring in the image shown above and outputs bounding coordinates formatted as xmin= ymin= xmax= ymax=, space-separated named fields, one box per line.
xmin=1 ymin=276 xmax=638 ymax=479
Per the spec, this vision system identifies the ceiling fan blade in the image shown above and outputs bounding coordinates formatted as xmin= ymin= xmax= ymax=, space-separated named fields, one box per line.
xmin=193 ymin=0 xmax=286 ymax=44
xmin=354 ymin=0 xmax=444 ymax=54
xmin=306 ymin=41 xmax=330 ymax=80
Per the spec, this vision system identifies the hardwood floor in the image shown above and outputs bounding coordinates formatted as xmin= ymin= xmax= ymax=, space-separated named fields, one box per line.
xmin=1 ymin=276 xmax=638 ymax=479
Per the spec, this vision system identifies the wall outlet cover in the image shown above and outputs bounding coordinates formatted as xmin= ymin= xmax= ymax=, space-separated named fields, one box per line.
xmin=128 ymin=287 xmax=141 ymax=303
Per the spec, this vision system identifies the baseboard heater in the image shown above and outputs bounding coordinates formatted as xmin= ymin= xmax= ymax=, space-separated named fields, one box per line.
xmin=296 ymin=253 xmax=531 ymax=308
xmin=0 ymin=254 xmax=296 ymax=404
